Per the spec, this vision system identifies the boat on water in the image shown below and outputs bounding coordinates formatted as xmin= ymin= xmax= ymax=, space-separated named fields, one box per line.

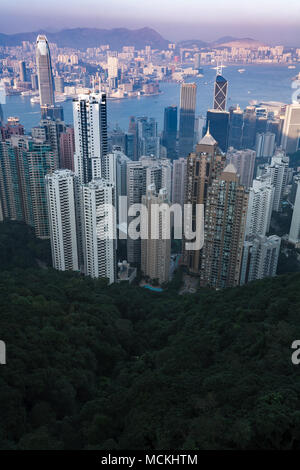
xmin=30 ymin=96 xmax=40 ymax=104
xmin=21 ymin=91 xmax=38 ymax=97
xmin=288 ymin=65 xmax=296 ymax=69
xmin=238 ymin=69 xmax=246 ymax=73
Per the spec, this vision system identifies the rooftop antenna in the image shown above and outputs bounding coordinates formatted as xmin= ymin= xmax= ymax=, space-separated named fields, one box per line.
xmin=92 ymin=76 xmax=95 ymax=93
xmin=206 ymin=121 xmax=210 ymax=135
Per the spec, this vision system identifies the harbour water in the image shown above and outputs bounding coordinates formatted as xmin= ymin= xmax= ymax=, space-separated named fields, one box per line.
xmin=2 ymin=64 xmax=299 ymax=133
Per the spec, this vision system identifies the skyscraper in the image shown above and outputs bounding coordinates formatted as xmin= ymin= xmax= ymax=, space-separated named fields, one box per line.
xmin=54 ymin=76 xmax=64 ymax=93
xmin=31 ymin=73 xmax=38 ymax=91
xmin=60 ymin=127 xmax=75 ymax=171
xmin=226 ymin=148 xmax=256 ymax=188
xmin=281 ymin=104 xmax=300 ymax=154
xmin=107 ymin=56 xmax=119 ymax=81
xmin=255 ymin=132 xmax=276 ymax=158
xmin=39 ymin=118 xmax=66 ymax=168
xmin=73 ymin=93 xmax=108 ymax=185
xmin=213 ymin=73 xmax=228 ymax=111
xmin=172 ymin=157 xmax=186 ymax=207
xmin=289 ymin=174 xmax=300 ymax=246
xmin=178 ymin=83 xmax=197 ymax=157
xmin=242 ymin=106 xmax=257 ymax=149
xmin=46 ymin=169 xmax=79 ymax=271
xmin=162 ymin=106 xmax=177 ymax=160
xmin=126 ymin=156 xmax=172 ymax=265
xmin=200 ymin=164 xmax=248 ymax=288
xmin=240 ymin=235 xmax=281 ymax=285
xmin=245 ymin=175 xmax=274 ymax=238
xmin=81 ymin=178 xmax=116 ymax=283
xmin=265 ymin=152 xmax=289 ymax=212
xmin=25 ymin=140 xmax=57 ymax=239
xmin=0 ymin=104 xmax=3 ymax=125
xmin=206 ymin=110 xmax=230 ymax=153
xmin=0 ymin=135 xmax=57 ymax=238
xmin=126 ymin=161 xmax=147 ymax=264
xmin=136 ymin=117 xmax=160 ymax=159
xmin=141 ymin=185 xmax=171 ymax=285
xmin=36 ymin=35 xmax=55 ymax=107
xmin=228 ymin=106 xmax=244 ymax=149
xmin=183 ymin=129 xmax=226 ymax=274
xmin=0 ymin=139 xmax=23 ymax=221
xmin=19 ymin=61 xmax=27 ymax=82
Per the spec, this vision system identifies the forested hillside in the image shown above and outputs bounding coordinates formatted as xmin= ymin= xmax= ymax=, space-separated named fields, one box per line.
xmin=1 ymin=222 xmax=300 ymax=450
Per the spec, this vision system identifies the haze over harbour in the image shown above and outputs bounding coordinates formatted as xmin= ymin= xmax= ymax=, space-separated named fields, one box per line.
xmin=3 ymin=64 xmax=298 ymax=133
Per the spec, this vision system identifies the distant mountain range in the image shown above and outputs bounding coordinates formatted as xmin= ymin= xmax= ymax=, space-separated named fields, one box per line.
xmin=0 ymin=27 xmax=267 ymax=50
xmin=0 ymin=27 xmax=170 ymax=50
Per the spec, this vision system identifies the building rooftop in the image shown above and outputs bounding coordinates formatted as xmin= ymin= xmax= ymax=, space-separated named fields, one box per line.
xmin=198 ymin=125 xmax=217 ymax=146
xmin=223 ymin=163 xmax=237 ymax=174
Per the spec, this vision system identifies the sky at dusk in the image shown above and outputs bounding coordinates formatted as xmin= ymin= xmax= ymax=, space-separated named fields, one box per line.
xmin=0 ymin=0 xmax=300 ymax=45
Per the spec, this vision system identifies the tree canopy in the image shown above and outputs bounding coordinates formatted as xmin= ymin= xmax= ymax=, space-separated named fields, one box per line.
xmin=1 ymin=221 xmax=300 ymax=450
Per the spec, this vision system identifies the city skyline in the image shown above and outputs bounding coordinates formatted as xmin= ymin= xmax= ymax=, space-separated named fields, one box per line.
xmin=0 ymin=0 xmax=300 ymax=45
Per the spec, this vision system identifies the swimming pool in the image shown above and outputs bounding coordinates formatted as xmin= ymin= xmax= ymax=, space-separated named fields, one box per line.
xmin=143 ymin=284 xmax=163 ymax=293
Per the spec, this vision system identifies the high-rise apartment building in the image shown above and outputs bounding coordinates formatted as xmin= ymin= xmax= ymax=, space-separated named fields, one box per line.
xmin=226 ymin=148 xmax=256 ymax=188
xmin=59 ymin=127 xmax=75 ymax=171
xmin=0 ymin=140 xmax=23 ymax=221
xmin=141 ymin=185 xmax=171 ymax=285
xmin=36 ymin=35 xmax=55 ymax=107
xmin=126 ymin=161 xmax=147 ymax=265
xmin=255 ymin=132 xmax=276 ymax=158
xmin=107 ymin=56 xmax=119 ymax=80
xmin=289 ymin=174 xmax=300 ymax=246
xmin=240 ymin=235 xmax=281 ymax=285
xmin=126 ymin=156 xmax=172 ymax=265
xmin=245 ymin=175 xmax=274 ymax=238
xmin=0 ymin=135 xmax=57 ymax=238
xmin=265 ymin=152 xmax=289 ymax=212
xmin=45 ymin=169 xmax=79 ymax=271
xmin=81 ymin=178 xmax=116 ymax=283
xmin=200 ymin=164 xmax=248 ymax=288
xmin=183 ymin=129 xmax=226 ymax=274
xmin=39 ymin=118 xmax=65 ymax=167
xmin=25 ymin=140 xmax=57 ymax=239
xmin=178 ymin=83 xmax=197 ymax=157
xmin=136 ymin=117 xmax=160 ymax=159
xmin=281 ymin=104 xmax=300 ymax=154
xmin=73 ymin=93 xmax=108 ymax=185
xmin=172 ymin=157 xmax=186 ymax=207
xmin=54 ymin=76 xmax=64 ymax=94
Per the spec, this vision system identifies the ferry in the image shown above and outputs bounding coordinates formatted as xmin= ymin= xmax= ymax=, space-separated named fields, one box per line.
xmin=238 ymin=69 xmax=246 ymax=73
xmin=288 ymin=65 xmax=296 ymax=69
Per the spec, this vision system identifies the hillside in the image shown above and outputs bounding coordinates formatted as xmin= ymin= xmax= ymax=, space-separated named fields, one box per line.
xmin=0 ymin=27 xmax=169 ymax=50
xmin=1 ymin=221 xmax=300 ymax=450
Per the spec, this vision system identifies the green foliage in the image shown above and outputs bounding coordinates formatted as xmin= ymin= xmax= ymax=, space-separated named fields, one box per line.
xmin=0 ymin=221 xmax=51 ymax=269
xmin=1 ymin=222 xmax=300 ymax=450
